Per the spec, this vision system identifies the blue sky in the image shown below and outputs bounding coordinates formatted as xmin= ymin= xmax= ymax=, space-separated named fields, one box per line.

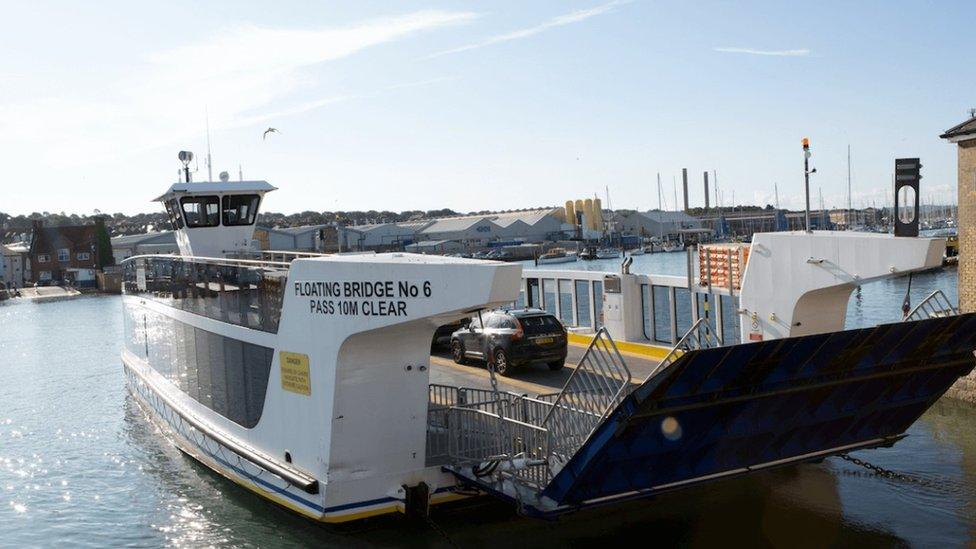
xmin=1 ymin=1 xmax=972 ymax=216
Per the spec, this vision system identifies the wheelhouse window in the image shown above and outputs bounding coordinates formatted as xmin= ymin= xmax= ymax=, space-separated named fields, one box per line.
xmin=222 ymin=194 xmax=260 ymax=226
xmin=181 ymin=196 xmax=220 ymax=228
xmin=165 ymin=199 xmax=185 ymax=229
xmin=58 ymin=248 xmax=70 ymax=262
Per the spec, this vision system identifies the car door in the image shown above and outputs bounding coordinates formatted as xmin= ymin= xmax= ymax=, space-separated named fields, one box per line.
xmin=462 ymin=314 xmax=485 ymax=358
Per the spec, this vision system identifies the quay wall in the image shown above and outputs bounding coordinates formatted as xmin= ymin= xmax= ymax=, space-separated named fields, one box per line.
xmin=949 ymin=137 xmax=976 ymax=403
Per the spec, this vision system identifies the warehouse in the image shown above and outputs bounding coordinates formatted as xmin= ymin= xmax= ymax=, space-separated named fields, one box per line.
xmin=612 ymin=210 xmax=704 ymax=240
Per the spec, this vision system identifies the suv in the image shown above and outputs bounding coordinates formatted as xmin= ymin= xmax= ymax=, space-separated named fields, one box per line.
xmin=450 ymin=308 xmax=567 ymax=375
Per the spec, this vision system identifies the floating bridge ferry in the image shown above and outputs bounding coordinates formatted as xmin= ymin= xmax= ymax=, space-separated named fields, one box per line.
xmin=121 ymin=164 xmax=976 ymax=523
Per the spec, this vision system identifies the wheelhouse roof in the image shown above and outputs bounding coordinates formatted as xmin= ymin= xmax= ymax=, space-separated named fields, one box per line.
xmin=153 ymin=180 xmax=277 ymax=202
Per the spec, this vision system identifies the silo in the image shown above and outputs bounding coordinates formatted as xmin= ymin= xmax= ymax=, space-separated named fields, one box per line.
xmin=593 ymin=197 xmax=603 ymax=230
xmin=565 ymin=200 xmax=576 ymax=225
xmin=583 ymin=198 xmax=594 ymax=230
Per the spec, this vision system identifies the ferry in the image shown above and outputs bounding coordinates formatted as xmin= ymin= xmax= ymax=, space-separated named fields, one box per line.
xmin=121 ymin=155 xmax=976 ymax=523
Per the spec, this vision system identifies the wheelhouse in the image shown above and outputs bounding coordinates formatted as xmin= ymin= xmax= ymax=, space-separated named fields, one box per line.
xmin=154 ymin=180 xmax=276 ymax=258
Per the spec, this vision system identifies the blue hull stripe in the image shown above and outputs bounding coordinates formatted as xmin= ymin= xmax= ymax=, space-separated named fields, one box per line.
xmin=129 ymin=366 xmax=453 ymax=516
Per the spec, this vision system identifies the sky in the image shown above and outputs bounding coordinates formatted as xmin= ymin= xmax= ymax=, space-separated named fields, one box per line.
xmin=1 ymin=0 xmax=973 ymax=216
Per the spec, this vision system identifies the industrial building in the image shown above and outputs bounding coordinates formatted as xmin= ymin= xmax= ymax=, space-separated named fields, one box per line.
xmin=111 ymin=231 xmax=179 ymax=262
xmin=611 ymin=210 xmax=704 ymax=240
xmin=337 ymin=209 xmax=568 ymax=252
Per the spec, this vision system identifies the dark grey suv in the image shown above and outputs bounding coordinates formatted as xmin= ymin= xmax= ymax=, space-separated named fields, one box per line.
xmin=450 ymin=308 xmax=567 ymax=375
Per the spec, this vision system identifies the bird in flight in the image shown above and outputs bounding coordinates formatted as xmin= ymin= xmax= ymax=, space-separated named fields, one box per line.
xmin=263 ymin=127 xmax=280 ymax=140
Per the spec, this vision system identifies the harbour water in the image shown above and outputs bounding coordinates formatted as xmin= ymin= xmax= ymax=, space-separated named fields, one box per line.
xmin=1 ymin=264 xmax=974 ymax=547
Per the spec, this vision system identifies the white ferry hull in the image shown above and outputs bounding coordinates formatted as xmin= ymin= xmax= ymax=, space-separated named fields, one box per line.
xmin=120 ymin=252 xmax=521 ymax=523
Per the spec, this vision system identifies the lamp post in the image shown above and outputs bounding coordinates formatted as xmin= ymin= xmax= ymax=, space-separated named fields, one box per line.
xmin=802 ymin=138 xmax=817 ymax=233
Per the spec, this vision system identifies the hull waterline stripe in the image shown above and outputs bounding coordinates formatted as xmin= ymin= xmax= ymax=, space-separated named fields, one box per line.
xmin=122 ymin=351 xmax=319 ymax=494
xmin=123 ymin=355 xmax=456 ymax=520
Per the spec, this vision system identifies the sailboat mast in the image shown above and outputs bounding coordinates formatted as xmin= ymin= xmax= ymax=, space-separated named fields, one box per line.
xmin=657 ymin=173 xmax=662 ymax=210
xmin=847 ymin=145 xmax=852 ymax=229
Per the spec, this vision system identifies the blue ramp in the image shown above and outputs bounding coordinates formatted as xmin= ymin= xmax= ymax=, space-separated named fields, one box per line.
xmin=538 ymin=313 xmax=976 ymax=512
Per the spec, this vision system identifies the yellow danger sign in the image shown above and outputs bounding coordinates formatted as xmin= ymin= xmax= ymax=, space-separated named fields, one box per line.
xmin=280 ymin=352 xmax=311 ymax=396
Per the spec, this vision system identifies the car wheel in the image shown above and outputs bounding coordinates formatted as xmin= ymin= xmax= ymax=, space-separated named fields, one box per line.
xmin=451 ymin=340 xmax=466 ymax=364
xmin=547 ymin=360 xmax=565 ymax=371
xmin=492 ymin=349 xmax=512 ymax=376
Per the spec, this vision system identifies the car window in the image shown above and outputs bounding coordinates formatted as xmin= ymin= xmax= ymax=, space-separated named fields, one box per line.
xmin=470 ymin=315 xmax=483 ymax=329
xmin=519 ymin=315 xmax=562 ymax=335
xmin=487 ymin=314 xmax=509 ymax=329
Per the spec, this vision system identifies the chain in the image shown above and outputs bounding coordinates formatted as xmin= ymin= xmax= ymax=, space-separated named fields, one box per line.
xmin=836 ymin=453 xmax=944 ymax=489
xmin=421 ymin=511 xmax=458 ymax=548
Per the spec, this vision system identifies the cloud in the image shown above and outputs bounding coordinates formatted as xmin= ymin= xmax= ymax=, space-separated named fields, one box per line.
xmin=428 ymin=0 xmax=629 ymax=58
xmin=0 ymin=10 xmax=477 ymax=167
xmin=713 ymin=47 xmax=810 ymax=57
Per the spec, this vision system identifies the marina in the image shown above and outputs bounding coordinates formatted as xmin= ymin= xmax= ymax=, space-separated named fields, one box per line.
xmin=4 ymin=3 xmax=976 ymax=546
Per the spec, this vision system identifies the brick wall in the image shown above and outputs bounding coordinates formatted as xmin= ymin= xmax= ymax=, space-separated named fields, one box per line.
xmin=958 ymin=139 xmax=976 ymax=313
xmin=947 ymin=138 xmax=976 ymax=403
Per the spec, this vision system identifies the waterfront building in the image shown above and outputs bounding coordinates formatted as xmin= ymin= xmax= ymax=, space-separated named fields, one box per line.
xmin=254 ymin=224 xmax=335 ymax=252
xmin=1 ymin=244 xmax=26 ymax=289
xmin=111 ymin=231 xmax=179 ymax=262
xmin=27 ymin=219 xmax=104 ymax=286
xmin=611 ymin=210 xmax=703 ymax=240
xmin=942 ymin=113 xmax=976 ymax=313
xmin=941 ymin=112 xmax=976 ymax=403
xmin=337 ymin=209 xmax=568 ymax=252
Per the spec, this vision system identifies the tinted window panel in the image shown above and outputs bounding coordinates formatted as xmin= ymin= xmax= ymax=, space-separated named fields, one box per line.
xmin=222 ymin=195 xmax=260 ymax=226
xmin=653 ymin=285 xmax=672 ymax=344
xmin=128 ymin=307 xmax=273 ymax=429
xmin=181 ymin=196 xmax=220 ymax=228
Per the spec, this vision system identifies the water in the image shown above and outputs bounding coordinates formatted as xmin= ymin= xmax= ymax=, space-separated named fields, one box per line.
xmin=1 ymin=271 xmax=975 ymax=547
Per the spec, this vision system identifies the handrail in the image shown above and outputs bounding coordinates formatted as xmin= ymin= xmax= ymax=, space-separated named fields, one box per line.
xmin=647 ymin=317 xmax=721 ymax=380
xmin=904 ymin=290 xmax=959 ymax=322
xmin=121 ymin=254 xmax=291 ymax=269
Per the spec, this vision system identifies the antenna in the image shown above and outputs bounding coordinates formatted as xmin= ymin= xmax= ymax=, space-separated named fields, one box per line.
xmin=775 ymin=182 xmax=780 ymax=209
xmin=206 ymin=107 xmax=214 ymax=182
xmin=238 ymin=164 xmax=243 ymax=182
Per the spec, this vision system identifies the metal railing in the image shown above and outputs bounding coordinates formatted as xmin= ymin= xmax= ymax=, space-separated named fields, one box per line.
xmin=122 ymin=255 xmax=289 ymax=333
xmin=647 ymin=317 xmax=722 ymax=380
xmin=541 ymin=327 xmax=632 ymax=462
xmin=904 ymin=290 xmax=959 ymax=322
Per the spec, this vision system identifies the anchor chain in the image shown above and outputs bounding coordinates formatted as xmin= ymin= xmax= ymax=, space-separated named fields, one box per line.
xmin=836 ymin=453 xmax=941 ymax=488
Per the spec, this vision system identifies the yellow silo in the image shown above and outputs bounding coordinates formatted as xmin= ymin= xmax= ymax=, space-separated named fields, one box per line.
xmin=593 ymin=197 xmax=603 ymax=230
xmin=583 ymin=198 xmax=594 ymax=230
xmin=574 ymin=199 xmax=584 ymax=223
xmin=565 ymin=200 xmax=576 ymax=225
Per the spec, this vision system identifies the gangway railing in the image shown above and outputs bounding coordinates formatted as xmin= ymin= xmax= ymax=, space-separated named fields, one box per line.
xmin=540 ymin=327 xmax=632 ymax=467
xmin=647 ymin=317 xmax=722 ymax=380
xmin=904 ymin=290 xmax=959 ymax=322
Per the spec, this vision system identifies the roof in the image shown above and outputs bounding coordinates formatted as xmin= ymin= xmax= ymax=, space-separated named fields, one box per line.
xmin=635 ymin=210 xmax=700 ymax=223
xmin=30 ymin=225 xmax=98 ymax=255
xmin=111 ymin=231 xmax=176 ymax=247
xmin=406 ymin=239 xmax=456 ymax=247
xmin=153 ymin=180 xmax=277 ymax=201
xmin=421 ymin=216 xmax=489 ymax=234
xmin=940 ymin=115 xmax=976 ymax=140
xmin=274 ymin=224 xmax=331 ymax=236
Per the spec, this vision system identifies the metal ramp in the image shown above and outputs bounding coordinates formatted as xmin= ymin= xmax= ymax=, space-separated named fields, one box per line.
xmin=429 ymin=314 xmax=976 ymax=518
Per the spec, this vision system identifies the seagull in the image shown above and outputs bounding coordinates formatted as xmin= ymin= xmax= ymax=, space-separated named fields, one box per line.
xmin=263 ymin=127 xmax=280 ymax=140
